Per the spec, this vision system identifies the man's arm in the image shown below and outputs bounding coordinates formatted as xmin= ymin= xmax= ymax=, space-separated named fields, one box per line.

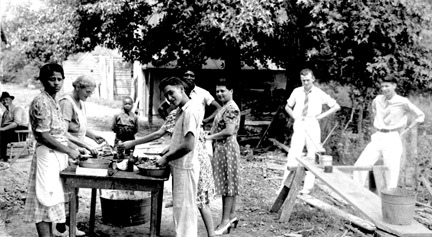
xmin=316 ymin=103 xmax=341 ymax=121
xmin=157 ymin=132 xmax=195 ymax=166
xmin=400 ymin=100 xmax=425 ymax=136
xmin=0 ymin=121 xmax=17 ymax=131
xmin=285 ymin=103 xmax=295 ymax=119
xmin=203 ymin=100 xmax=221 ymax=124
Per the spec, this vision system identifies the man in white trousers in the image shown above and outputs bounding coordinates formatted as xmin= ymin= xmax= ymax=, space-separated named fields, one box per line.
xmin=353 ymin=75 xmax=424 ymax=189
xmin=283 ymin=68 xmax=340 ymax=194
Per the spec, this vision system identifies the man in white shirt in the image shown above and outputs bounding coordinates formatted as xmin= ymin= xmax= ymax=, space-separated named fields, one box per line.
xmin=282 ymin=68 xmax=340 ymax=194
xmin=353 ymin=75 xmax=424 ymax=188
xmin=182 ymin=70 xmax=221 ymax=124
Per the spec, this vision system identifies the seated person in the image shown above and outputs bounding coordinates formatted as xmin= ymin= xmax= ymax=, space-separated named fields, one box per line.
xmin=0 ymin=91 xmax=28 ymax=162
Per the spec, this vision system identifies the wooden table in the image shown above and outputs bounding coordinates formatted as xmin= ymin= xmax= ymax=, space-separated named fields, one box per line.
xmin=60 ymin=166 xmax=169 ymax=237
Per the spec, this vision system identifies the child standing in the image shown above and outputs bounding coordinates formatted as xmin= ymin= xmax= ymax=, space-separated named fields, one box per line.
xmin=112 ymin=96 xmax=139 ymax=155
xmin=157 ymin=77 xmax=202 ymax=237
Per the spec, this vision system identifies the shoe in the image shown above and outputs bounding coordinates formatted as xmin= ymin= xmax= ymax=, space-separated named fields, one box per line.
xmin=52 ymin=223 xmax=68 ymax=237
xmin=230 ymin=217 xmax=239 ymax=228
xmin=215 ymin=222 xmax=231 ymax=235
xmin=75 ymin=227 xmax=86 ymax=236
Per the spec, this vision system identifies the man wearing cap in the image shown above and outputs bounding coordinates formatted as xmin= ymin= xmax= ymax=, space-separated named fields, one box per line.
xmin=353 ymin=75 xmax=425 ymax=188
xmin=0 ymin=91 xmax=28 ymax=162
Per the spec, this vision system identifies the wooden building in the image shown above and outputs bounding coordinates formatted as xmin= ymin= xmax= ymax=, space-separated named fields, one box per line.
xmin=132 ymin=60 xmax=288 ymax=124
xmin=63 ymin=46 xmax=132 ymax=100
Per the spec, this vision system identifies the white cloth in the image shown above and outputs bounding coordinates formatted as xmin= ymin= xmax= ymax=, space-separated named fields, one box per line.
xmin=353 ymin=131 xmax=403 ymax=188
xmin=35 ymin=144 xmax=68 ymax=207
xmin=171 ymin=162 xmax=200 ymax=237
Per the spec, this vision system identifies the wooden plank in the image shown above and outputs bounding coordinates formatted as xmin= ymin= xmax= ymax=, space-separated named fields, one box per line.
xmin=271 ymin=172 xmax=294 ymax=212
xmin=298 ymin=194 xmax=376 ymax=232
xmin=269 ymin=138 xmax=290 ymax=153
xmin=296 ymin=157 xmax=432 ymax=237
xmin=279 ymin=166 xmax=305 ymax=222
xmin=256 ymin=106 xmax=282 ymax=149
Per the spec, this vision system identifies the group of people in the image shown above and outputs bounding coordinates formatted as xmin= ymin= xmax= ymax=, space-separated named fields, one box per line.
xmin=118 ymin=70 xmax=241 ymax=237
xmin=22 ymin=64 xmax=107 ymax=237
xmin=9 ymin=62 xmax=425 ymax=237
xmin=21 ymin=64 xmax=241 ymax=237
xmin=282 ymin=68 xmax=425 ymax=196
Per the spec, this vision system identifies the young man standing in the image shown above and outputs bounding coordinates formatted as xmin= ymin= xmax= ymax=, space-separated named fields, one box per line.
xmin=353 ymin=75 xmax=424 ymax=189
xmin=158 ymin=70 xmax=221 ymax=125
xmin=282 ymin=69 xmax=340 ymax=194
xmin=157 ymin=77 xmax=202 ymax=237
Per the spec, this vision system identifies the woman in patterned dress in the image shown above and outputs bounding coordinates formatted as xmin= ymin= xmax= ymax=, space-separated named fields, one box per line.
xmin=23 ymin=63 xmax=81 ymax=237
xmin=205 ymin=78 xmax=241 ymax=235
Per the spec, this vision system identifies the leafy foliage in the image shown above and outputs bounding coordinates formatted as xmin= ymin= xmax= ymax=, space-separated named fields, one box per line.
xmin=74 ymin=0 xmax=284 ymax=69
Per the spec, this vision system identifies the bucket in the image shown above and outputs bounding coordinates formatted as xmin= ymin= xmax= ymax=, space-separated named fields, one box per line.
xmin=100 ymin=197 xmax=151 ymax=226
xmin=381 ymin=188 xmax=416 ymax=225
xmin=320 ymin=155 xmax=333 ymax=173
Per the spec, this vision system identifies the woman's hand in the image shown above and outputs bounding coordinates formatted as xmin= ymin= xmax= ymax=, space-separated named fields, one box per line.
xmin=78 ymin=147 xmax=89 ymax=155
xmin=86 ymin=146 xmax=99 ymax=156
xmin=94 ymin=135 xmax=106 ymax=144
xmin=67 ymin=149 xmax=81 ymax=160
xmin=119 ymin=141 xmax=134 ymax=150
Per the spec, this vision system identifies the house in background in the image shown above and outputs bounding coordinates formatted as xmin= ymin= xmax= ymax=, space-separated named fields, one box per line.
xmin=62 ymin=46 xmax=132 ymax=100
xmin=132 ymin=59 xmax=288 ymax=125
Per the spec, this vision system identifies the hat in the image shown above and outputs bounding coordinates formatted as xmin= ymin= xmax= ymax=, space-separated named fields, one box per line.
xmin=0 ymin=92 xmax=15 ymax=100
xmin=381 ymin=75 xmax=398 ymax=84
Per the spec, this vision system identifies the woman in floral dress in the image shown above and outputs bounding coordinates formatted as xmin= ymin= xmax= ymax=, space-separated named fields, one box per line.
xmin=206 ymin=78 xmax=240 ymax=235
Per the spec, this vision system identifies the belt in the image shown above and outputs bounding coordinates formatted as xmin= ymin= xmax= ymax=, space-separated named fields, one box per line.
xmin=377 ymin=128 xmax=399 ymax=133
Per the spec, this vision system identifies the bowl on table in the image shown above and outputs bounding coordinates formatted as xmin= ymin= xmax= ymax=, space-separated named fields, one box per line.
xmin=136 ymin=161 xmax=169 ymax=178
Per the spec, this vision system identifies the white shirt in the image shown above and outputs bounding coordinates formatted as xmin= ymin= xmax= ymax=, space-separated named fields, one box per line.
xmin=190 ymin=86 xmax=215 ymax=119
xmin=287 ymin=86 xmax=337 ymax=119
xmin=372 ymin=94 xmax=424 ymax=130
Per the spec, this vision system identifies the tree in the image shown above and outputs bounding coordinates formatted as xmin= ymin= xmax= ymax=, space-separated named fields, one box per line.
xmin=1 ymin=0 xmax=79 ymax=83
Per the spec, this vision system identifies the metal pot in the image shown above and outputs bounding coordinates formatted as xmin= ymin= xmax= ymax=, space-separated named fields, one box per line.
xmin=136 ymin=164 xmax=169 ymax=178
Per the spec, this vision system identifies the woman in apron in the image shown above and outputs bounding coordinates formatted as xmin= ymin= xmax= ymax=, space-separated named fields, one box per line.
xmin=58 ymin=75 xmax=105 ymax=236
xmin=23 ymin=63 xmax=82 ymax=237
xmin=59 ymin=75 xmax=106 ymax=153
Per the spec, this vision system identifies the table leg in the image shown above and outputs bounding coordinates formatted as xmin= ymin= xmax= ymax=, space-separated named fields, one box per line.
xmin=156 ymin=183 xmax=164 ymax=236
xmin=70 ymin=188 xmax=77 ymax=237
xmin=89 ymin=188 xmax=97 ymax=235
xmin=150 ymin=189 xmax=158 ymax=237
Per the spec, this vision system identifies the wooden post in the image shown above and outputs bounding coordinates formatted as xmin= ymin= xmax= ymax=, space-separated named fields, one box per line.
xmin=148 ymin=72 xmax=154 ymax=126
xmin=271 ymin=171 xmax=294 ymax=212
xmin=400 ymin=126 xmax=418 ymax=188
xmin=279 ymin=166 xmax=305 ymax=222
